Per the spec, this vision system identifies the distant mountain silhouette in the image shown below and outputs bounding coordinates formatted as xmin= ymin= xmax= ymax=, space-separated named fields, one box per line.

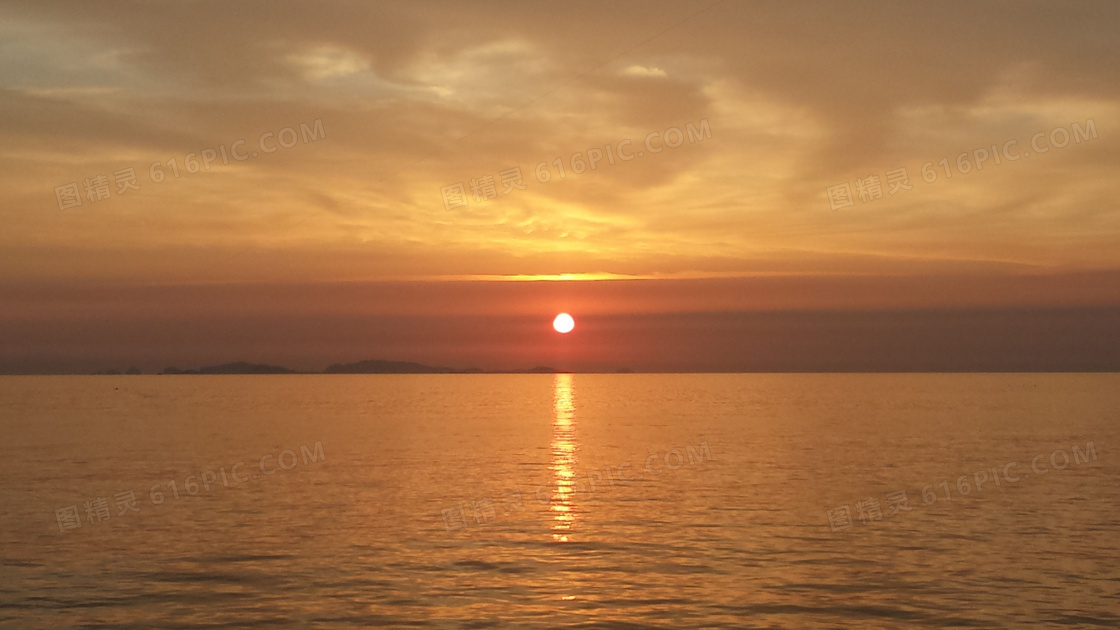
xmin=323 ymin=359 xmax=456 ymax=374
xmin=324 ymin=360 xmax=561 ymax=374
xmin=162 ymin=362 xmax=295 ymax=375
xmin=144 ymin=359 xmax=564 ymax=375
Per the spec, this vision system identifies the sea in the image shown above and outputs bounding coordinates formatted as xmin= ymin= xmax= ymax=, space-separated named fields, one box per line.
xmin=0 ymin=374 xmax=1117 ymax=628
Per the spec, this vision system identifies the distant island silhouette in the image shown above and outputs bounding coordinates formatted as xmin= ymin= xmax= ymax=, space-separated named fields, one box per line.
xmin=162 ymin=362 xmax=296 ymax=375
xmin=323 ymin=359 xmax=559 ymax=374
xmin=323 ymin=359 xmax=454 ymax=374
xmin=152 ymin=360 xmax=569 ymax=375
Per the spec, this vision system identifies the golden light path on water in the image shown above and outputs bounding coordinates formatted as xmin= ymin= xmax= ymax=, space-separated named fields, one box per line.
xmin=549 ymin=373 xmax=577 ymax=543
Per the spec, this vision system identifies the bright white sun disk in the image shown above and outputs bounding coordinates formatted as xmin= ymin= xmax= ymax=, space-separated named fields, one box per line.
xmin=553 ymin=313 xmax=575 ymax=333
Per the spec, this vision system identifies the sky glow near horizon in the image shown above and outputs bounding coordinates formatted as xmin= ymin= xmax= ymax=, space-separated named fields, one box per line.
xmin=1 ymin=1 xmax=1118 ymax=372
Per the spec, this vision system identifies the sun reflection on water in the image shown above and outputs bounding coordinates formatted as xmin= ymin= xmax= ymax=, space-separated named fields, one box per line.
xmin=549 ymin=373 xmax=577 ymax=543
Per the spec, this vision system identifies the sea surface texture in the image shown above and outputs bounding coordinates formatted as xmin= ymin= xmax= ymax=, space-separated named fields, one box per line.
xmin=1 ymin=374 xmax=1117 ymax=628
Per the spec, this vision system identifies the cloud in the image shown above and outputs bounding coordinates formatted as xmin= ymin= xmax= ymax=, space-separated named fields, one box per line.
xmin=623 ymin=65 xmax=667 ymax=78
xmin=0 ymin=0 xmax=1117 ymax=290
xmin=287 ymin=46 xmax=370 ymax=80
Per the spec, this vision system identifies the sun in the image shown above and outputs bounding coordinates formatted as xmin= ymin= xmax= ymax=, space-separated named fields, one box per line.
xmin=552 ymin=313 xmax=575 ymax=334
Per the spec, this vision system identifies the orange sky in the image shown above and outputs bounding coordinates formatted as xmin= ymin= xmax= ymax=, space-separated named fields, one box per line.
xmin=1 ymin=1 xmax=1118 ymax=372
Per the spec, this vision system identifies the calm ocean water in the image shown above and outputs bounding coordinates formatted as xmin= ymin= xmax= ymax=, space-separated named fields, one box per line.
xmin=0 ymin=374 xmax=1117 ymax=628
